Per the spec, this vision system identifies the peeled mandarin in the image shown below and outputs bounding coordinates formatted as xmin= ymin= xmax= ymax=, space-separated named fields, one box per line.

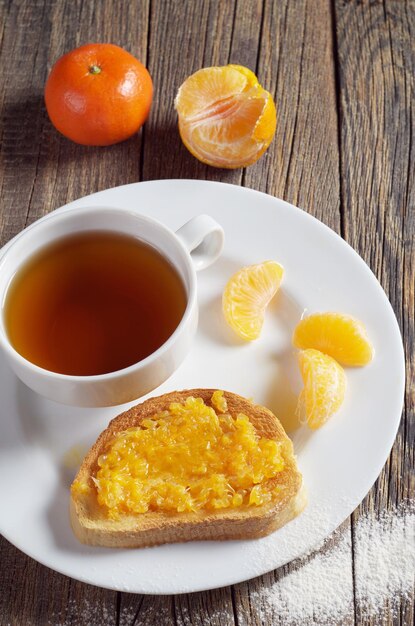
xmin=175 ymin=65 xmax=276 ymax=169
xmin=293 ymin=312 xmax=374 ymax=366
xmin=297 ymin=348 xmax=346 ymax=429
xmin=222 ymin=261 xmax=284 ymax=340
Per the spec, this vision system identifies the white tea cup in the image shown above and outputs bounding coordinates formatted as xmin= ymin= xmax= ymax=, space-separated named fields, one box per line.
xmin=0 ymin=206 xmax=224 ymax=407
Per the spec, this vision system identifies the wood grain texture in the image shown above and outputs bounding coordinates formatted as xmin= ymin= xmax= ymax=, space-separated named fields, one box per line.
xmin=243 ymin=0 xmax=342 ymax=228
xmin=0 ymin=0 xmax=413 ymax=625
xmin=333 ymin=1 xmax=415 ymax=625
xmin=231 ymin=3 xmax=354 ymax=626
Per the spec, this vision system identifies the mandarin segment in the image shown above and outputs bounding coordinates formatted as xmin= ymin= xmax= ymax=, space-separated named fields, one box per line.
xmin=297 ymin=349 xmax=346 ymax=429
xmin=222 ymin=261 xmax=284 ymax=340
xmin=293 ymin=312 xmax=374 ymax=366
xmin=174 ymin=66 xmax=250 ymax=118
xmin=175 ymin=65 xmax=276 ymax=168
xmin=227 ymin=64 xmax=260 ymax=86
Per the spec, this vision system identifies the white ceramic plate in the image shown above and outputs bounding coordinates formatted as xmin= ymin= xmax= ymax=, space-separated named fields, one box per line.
xmin=0 ymin=180 xmax=404 ymax=594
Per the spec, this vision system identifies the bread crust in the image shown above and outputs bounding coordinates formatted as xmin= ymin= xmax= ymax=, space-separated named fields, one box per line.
xmin=70 ymin=389 xmax=306 ymax=547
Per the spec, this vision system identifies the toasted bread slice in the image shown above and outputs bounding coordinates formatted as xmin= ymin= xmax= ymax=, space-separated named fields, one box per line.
xmin=70 ymin=389 xmax=306 ymax=548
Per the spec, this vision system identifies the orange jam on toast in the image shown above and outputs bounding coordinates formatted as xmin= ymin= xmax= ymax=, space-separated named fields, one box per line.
xmin=83 ymin=392 xmax=285 ymax=518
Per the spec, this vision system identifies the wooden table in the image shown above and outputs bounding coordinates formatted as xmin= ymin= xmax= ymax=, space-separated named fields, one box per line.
xmin=0 ymin=1 xmax=413 ymax=624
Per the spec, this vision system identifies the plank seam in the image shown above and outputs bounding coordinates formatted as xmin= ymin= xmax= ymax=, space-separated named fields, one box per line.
xmin=116 ymin=591 xmax=121 ymax=626
xmin=130 ymin=596 xmax=145 ymax=626
xmin=65 ymin=575 xmax=73 ymax=623
xmin=230 ymin=586 xmax=239 ymax=626
xmin=172 ymin=595 xmax=179 ymax=626
xmin=282 ymin=2 xmax=306 ymax=201
xmin=254 ymin=0 xmax=266 ymax=76
xmin=241 ymin=0 xmax=266 ymax=190
xmin=0 ymin=3 xmax=8 ymax=61
xmin=227 ymin=0 xmax=238 ymax=65
xmin=404 ymin=99 xmax=413 ymax=218
xmin=139 ymin=0 xmax=152 ymax=184
xmin=201 ymin=1 xmax=212 ymax=68
xmin=24 ymin=0 xmax=50 ymax=227
xmin=330 ymin=0 xmax=346 ymax=240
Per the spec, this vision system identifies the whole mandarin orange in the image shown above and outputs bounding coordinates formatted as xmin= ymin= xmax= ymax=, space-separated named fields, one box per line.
xmin=45 ymin=43 xmax=153 ymax=146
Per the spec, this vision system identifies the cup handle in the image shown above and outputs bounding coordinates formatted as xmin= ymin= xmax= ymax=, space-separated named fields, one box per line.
xmin=175 ymin=215 xmax=224 ymax=271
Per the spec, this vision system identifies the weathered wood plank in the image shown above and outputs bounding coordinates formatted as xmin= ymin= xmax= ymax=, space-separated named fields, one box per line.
xmin=0 ymin=0 xmax=53 ymax=243
xmin=232 ymin=2 xmax=354 ymax=625
xmin=0 ymin=1 xmax=150 ymax=624
xmin=243 ymin=0 xmax=342 ymax=230
xmin=333 ymin=0 xmax=414 ymax=624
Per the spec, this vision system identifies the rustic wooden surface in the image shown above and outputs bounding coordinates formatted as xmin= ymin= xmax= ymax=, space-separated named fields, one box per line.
xmin=0 ymin=0 xmax=413 ymax=624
